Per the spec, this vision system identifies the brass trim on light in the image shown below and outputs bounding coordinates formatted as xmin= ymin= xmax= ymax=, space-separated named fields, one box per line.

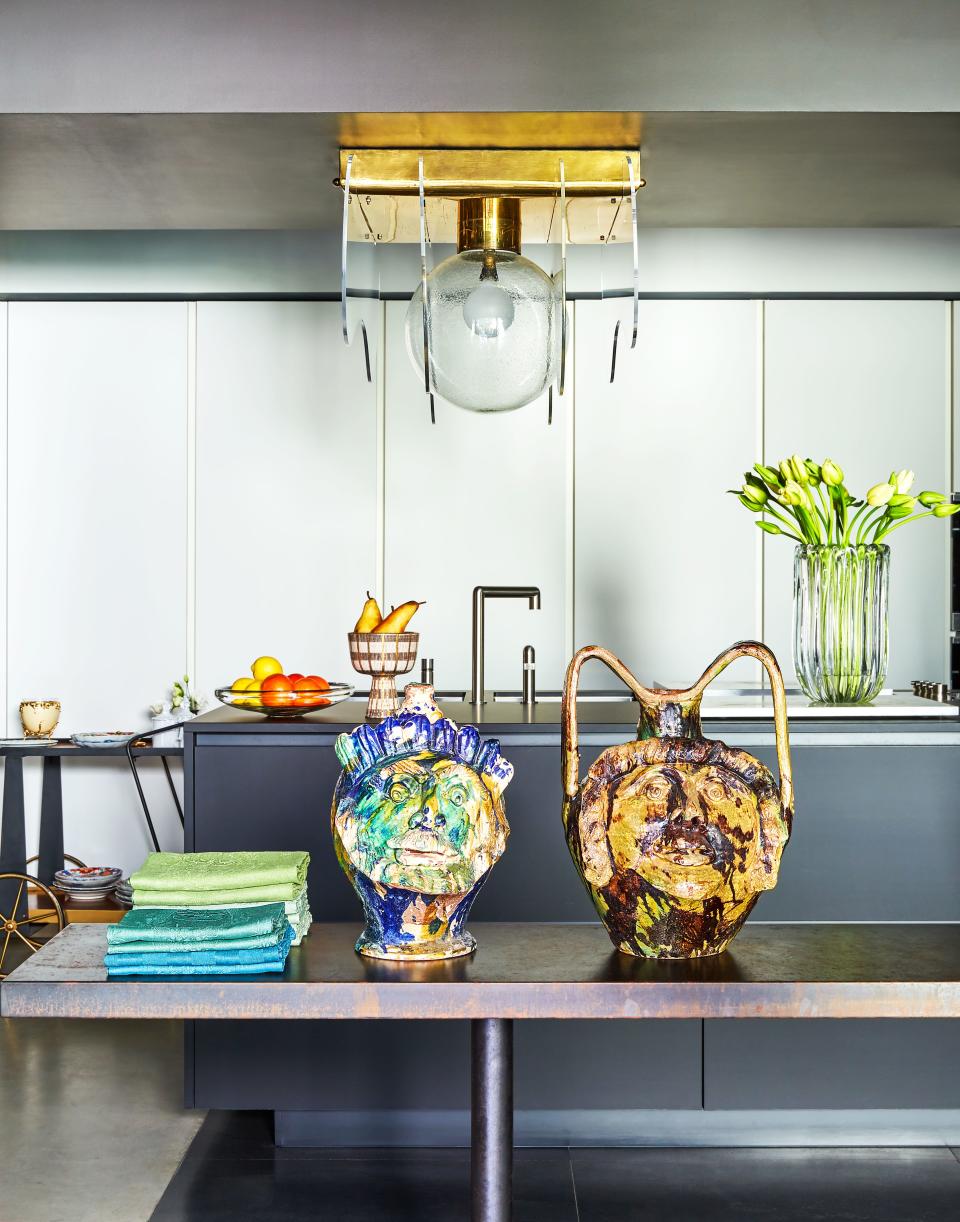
xmin=457 ymin=198 xmax=522 ymax=254
xmin=337 ymin=148 xmax=644 ymax=198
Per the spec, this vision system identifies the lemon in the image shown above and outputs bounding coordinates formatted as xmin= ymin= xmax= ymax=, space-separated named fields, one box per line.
xmin=251 ymin=655 xmax=283 ymax=682
xmin=231 ymin=677 xmax=255 ymax=692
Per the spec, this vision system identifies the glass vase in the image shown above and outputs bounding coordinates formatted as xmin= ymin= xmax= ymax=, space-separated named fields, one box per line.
xmin=793 ymin=544 xmax=890 ymax=704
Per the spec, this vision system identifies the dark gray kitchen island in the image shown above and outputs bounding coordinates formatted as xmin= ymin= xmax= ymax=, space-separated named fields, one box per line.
xmin=179 ymin=694 xmax=960 ymax=1145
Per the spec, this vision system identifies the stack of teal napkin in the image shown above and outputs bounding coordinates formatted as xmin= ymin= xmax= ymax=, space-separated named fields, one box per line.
xmin=105 ymin=904 xmax=293 ymax=976
xmin=104 ymin=851 xmax=312 ymax=977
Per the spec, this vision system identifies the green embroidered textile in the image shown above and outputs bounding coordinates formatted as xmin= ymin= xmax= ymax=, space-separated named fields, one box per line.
xmin=130 ymin=851 xmax=309 ymax=896
xmin=106 ymin=902 xmax=289 ymax=953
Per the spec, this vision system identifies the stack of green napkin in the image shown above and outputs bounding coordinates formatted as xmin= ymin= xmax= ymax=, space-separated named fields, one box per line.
xmin=130 ymin=851 xmax=309 ymax=907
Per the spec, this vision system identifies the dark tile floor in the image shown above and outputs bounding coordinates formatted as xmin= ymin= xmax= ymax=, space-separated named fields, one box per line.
xmin=150 ymin=1112 xmax=960 ymax=1222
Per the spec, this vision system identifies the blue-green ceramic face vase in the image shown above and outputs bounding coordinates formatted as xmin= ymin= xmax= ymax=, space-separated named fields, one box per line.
xmin=331 ymin=685 xmax=512 ymax=960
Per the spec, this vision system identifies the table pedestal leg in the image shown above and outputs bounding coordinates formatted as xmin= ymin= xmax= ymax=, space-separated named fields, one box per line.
xmin=471 ymin=1018 xmax=513 ymax=1222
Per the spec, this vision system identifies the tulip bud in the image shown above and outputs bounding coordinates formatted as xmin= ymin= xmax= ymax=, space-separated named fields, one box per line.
xmin=918 ymin=490 xmax=946 ymax=507
xmin=933 ymin=503 xmax=960 ymax=518
xmin=781 ymin=479 xmax=805 ymax=506
xmin=888 ymin=493 xmax=915 ymax=508
xmin=741 ymin=482 xmax=768 ymax=507
xmin=790 ymin=454 xmax=809 ymax=485
xmin=866 ymin=482 xmax=895 ymax=507
xmin=886 ymin=500 xmax=915 ymax=519
xmin=738 ymin=493 xmax=762 ymax=512
xmin=891 ymin=469 xmax=915 ymax=495
xmin=821 ymin=459 xmax=844 ymax=487
xmin=757 ymin=520 xmax=782 ymax=535
xmin=804 ymin=459 xmax=822 ymax=485
xmin=779 ymin=459 xmax=794 ymax=483
xmin=754 ymin=463 xmax=783 ymax=488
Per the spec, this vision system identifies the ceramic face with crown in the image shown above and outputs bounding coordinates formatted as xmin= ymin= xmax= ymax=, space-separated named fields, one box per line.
xmin=331 ymin=684 xmax=512 ymax=960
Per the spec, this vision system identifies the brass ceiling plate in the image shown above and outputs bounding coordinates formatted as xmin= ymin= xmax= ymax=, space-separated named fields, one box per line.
xmin=337 ymin=112 xmax=645 ymax=150
xmin=338 ymin=147 xmax=642 ymax=198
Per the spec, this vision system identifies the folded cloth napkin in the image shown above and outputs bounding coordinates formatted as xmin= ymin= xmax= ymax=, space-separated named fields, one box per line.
xmin=105 ymin=924 xmax=293 ymax=974
xmin=105 ymin=959 xmax=288 ymax=977
xmin=135 ymin=887 xmax=313 ymax=946
xmin=106 ymin=903 xmax=289 ymax=955
xmin=131 ymin=850 xmax=309 ymax=897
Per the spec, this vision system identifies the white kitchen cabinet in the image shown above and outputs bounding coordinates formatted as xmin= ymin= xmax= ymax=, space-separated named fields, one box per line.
xmin=196 ymin=301 xmax=378 ymax=691
xmin=383 ymin=300 xmax=569 ymax=694
xmin=763 ymin=300 xmax=950 ymax=686
xmin=6 ymin=302 xmax=189 ymax=868
xmin=574 ymin=298 xmax=760 ymax=687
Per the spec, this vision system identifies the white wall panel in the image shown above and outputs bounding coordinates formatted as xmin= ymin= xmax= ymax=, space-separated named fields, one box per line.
xmin=383 ymin=301 xmax=569 ymax=694
xmin=574 ymin=299 xmax=760 ymax=687
xmin=195 ymin=301 xmax=377 ymax=692
xmin=764 ymin=300 xmax=950 ymax=686
xmin=6 ymin=302 xmax=189 ymax=870
xmin=0 ymin=302 xmax=6 ymax=732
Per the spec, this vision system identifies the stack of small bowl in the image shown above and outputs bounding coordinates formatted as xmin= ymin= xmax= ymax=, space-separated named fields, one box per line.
xmin=113 ymin=878 xmax=134 ymax=908
xmin=53 ymin=866 xmax=123 ymax=903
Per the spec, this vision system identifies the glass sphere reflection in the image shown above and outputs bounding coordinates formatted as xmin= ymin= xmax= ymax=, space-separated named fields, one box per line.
xmin=405 ymin=249 xmax=561 ymax=413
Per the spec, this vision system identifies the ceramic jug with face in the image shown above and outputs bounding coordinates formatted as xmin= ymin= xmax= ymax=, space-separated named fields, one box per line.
xmin=561 ymin=641 xmax=794 ymax=959
xmin=332 ymin=684 xmax=512 ymax=961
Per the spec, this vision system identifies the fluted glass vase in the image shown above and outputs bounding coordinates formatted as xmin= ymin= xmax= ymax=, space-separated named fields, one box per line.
xmin=793 ymin=544 xmax=890 ymax=704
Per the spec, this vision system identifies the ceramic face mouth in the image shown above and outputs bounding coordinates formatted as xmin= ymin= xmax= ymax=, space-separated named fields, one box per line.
xmin=653 ymin=825 xmax=719 ymax=869
xmin=391 ymin=831 xmax=460 ymax=867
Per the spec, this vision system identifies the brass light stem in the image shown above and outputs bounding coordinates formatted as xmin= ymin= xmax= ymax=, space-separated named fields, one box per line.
xmin=457 ymin=197 xmax=522 ymax=255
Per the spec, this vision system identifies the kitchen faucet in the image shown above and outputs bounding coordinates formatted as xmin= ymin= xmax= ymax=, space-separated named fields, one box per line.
xmin=471 ymin=585 xmax=541 ymax=704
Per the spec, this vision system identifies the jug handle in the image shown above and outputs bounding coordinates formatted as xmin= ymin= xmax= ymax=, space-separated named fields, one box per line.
xmin=561 ymin=640 xmax=793 ymax=819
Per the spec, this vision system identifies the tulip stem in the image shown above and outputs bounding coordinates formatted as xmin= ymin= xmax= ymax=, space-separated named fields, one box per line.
xmin=843 ymin=502 xmax=870 ymax=546
xmin=815 ymin=484 xmax=834 ymax=543
xmin=873 ymin=510 xmax=935 ymax=542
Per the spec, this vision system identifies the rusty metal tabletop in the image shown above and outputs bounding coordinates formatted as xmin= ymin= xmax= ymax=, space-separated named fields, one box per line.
xmin=3 ymin=922 xmax=960 ymax=1022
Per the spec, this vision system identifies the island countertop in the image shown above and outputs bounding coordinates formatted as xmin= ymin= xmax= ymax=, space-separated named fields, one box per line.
xmin=185 ymin=689 xmax=960 ymax=742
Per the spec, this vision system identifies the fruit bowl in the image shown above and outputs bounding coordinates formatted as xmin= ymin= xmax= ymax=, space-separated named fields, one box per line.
xmin=214 ymin=683 xmax=355 ymax=718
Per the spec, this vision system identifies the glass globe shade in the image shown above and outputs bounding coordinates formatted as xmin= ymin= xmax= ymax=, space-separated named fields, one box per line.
xmin=405 ymin=249 xmax=561 ymax=413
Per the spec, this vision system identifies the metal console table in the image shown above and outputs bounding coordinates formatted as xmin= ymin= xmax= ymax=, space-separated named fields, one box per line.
xmin=0 ymin=735 xmax=183 ymax=918
xmin=4 ymin=920 xmax=960 ymax=1222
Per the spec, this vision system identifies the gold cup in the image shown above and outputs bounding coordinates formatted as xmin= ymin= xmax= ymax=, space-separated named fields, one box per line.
xmin=348 ymin=632 xmax=419 ymax=720
xmin=20 ymin=700 xmax=61 ymax=739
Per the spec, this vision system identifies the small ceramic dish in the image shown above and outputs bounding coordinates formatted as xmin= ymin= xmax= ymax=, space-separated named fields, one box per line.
xmin=214 ymin=683 xmax=354 ymax=718
xmin=70 ymin=732 xmax=135 ymax=748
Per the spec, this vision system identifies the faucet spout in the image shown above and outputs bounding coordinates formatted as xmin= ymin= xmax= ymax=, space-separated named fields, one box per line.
xmin=471 ymin=585 xmax=542 ymax=704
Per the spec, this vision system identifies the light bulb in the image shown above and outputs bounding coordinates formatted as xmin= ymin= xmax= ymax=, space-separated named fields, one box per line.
xmin=462 ymin=278 xmax=515 ymax=338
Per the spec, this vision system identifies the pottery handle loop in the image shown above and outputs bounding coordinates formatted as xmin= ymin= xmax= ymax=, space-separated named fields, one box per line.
xmin=561 ymin=645 xmax=653 ymax=799
xmin=561 ymin=640 xmax=793 ymax=817
xmin=694 ymin=640 xmax=794 ymax=818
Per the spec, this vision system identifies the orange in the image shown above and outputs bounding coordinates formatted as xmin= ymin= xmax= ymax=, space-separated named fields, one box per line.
xmin=294 ymin=675 xmax=330 ymax=706
xmin=261 ymin=673 xmax=296 ymax=708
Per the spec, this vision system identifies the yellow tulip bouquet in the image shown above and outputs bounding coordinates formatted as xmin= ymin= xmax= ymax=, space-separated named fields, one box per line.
xmin=731 ymin=456 xmax=957 ymax=703
xmin=732 ymin=456 xmax=959 ymax=545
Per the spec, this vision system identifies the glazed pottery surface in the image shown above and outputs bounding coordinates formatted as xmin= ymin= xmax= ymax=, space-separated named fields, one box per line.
xmin=561 ymin=641 xmax=794 ymax=960
xmin=19 ymin=700 xmax=61 ymax=738
xmin=332 ymin=683 xmax=512 ymax=960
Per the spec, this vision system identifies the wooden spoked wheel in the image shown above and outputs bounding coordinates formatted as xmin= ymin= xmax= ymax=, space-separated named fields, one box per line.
xmin=0 ymin=873 xmax=65 ymax=980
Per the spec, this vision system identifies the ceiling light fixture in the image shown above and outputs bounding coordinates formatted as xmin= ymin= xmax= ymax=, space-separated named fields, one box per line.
xmin=338 ymin=144 xmax=644 ymax=421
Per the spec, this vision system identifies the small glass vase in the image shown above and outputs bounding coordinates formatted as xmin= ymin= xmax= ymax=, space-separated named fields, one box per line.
xmin=793 ymin=543 xmax=890 ymax=704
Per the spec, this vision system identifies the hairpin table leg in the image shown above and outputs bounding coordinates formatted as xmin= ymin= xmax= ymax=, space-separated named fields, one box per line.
xmin=471 ymin=1018 xmax=513 ymax=1222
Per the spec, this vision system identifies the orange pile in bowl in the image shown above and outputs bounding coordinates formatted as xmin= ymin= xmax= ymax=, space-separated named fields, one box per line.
xmin=231 ymin=656 xmax=331 ymax=708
